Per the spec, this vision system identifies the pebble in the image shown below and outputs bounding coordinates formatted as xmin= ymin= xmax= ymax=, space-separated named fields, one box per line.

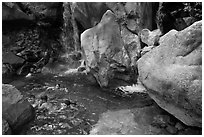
xmin=166 ymin=125 xmax=178 ymax=134
xmin=59 ymin=115 xmax=67 ymax=119
xmin=59 ymin=123 xmax=72 ymax=129
xmin=71 ymin=118 xmax=83 ymax=126
xmin=25 ymin=73 xmax=32 ymax=78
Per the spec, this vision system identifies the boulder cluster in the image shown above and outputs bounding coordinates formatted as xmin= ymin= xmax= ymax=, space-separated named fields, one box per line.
xmin=78 ymin=3 xmax=202 ymax=128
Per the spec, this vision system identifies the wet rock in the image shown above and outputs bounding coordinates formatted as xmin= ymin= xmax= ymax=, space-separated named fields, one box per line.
xmin=166 ymin=125 xmax=178 ymax=134
xmin=81 ymin=10 xmax=124 ymax=87
xmin=3 ymin=100 xmax=35 ymax=133
xmin=140 ymin=29 xmax=161 ymax=47
xmin=138 ymin=21 xmax=202 ymax=127
xmin=2 ymin=84 xmax=23 ymax=112
xmin=2 ymin=84 xmax=35 ymax=133
xmin=2 ymin=119 xmax=12 ymax=135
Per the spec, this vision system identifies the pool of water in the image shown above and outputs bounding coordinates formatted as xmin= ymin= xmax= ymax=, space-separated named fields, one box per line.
xmin=8 ymin=72 xmax=153 ymax=135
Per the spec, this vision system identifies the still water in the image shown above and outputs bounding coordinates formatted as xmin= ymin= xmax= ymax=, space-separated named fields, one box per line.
xmin=9 ymin=72 xmax=152 ymax=135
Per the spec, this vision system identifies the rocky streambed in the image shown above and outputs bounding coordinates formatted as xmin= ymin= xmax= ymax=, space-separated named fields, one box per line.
xmin=2 ymin=2 xmax=202 ymax=135
xmin=2 ymin=68 xmax=201 ymax=135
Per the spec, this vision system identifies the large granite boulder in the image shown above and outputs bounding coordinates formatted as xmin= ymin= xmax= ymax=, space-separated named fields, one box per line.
xmin=2 ymin=84 xmax=35 ymax=133
xmin=81 ymin=10 xmax=128 ymax=87
xmin=137 ymin=21 xmax=202 ymax=127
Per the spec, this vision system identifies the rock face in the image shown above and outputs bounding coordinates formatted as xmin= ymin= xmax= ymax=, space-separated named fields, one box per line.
xmin=138 ymin=21 xmax=202 ymax=127
xmin=2 ymin=84 xmax=35 ymax=133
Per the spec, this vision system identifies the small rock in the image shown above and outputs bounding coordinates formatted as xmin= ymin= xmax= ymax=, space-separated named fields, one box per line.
xmin=25 ymin=73 xmax=32 ymax=78
xmin=183 ymin=17 xmax=196 ymax=26
xmin=140 ymin=29 xmax=161 ymax=47
xmin=166 ymin=125 xmax=178 ymax=134
xmin=71 ymin=118 xmax=83 ymax=126
xmin=59 ymin=115 xmax=67 ymax=119
xmin=167 ymin=117 xmax=177 ymax=126
xmin=60 ymin=123 xmax=72 ymax=129
xmin=175 ymin=122 xmax=184 ymax=131
xmin=152 ymin=115 xmax=170 ymax=128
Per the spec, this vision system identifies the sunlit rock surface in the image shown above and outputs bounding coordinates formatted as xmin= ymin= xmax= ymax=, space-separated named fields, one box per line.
xmin=138 ymin=21 xmax=202 ymax=127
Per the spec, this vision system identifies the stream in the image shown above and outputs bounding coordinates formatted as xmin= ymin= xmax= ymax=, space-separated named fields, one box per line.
xmin=6 ymin=70 xmax=152 ymax=135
